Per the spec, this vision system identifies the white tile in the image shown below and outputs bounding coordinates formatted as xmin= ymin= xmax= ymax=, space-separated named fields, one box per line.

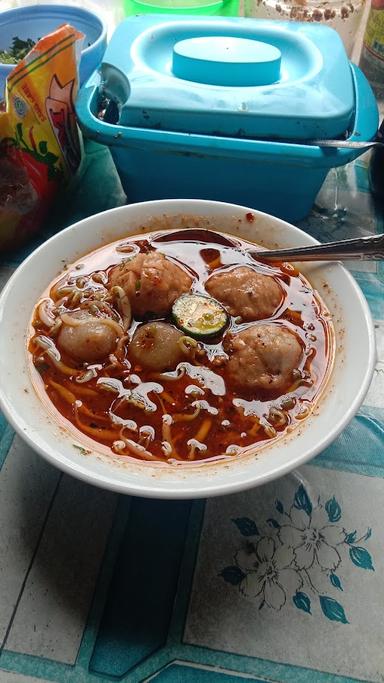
xmin=364 ymin=321 xmax=384 ymax=409
xmin=345 ymin=259 xmax=377 ymax=273
xmin=0 ymin=436 xmax=60 ymax=644
xmin=185 ymin=466 xmax=384 ymax=682
xmin=374 ymin=321 xmax=384 ymax=363
xmin=364 ymin=361 xmax=384 ymax=409
xmin=6 ymin=475 xmax=117 ymax=664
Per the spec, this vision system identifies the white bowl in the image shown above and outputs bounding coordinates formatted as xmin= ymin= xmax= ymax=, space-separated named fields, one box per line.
xmin=0 ymin=200 xmax=375 ymax=499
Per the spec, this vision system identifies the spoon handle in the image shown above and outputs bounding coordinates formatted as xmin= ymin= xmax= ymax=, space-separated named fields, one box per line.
xmin=307 ymin=139 xmax=384 ymax=151
xmin=251 ymin=233 xmax=384 ymax=262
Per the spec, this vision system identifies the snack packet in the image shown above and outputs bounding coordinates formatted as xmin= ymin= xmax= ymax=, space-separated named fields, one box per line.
xmin=0 ymin=25 xmax=84 ymax=251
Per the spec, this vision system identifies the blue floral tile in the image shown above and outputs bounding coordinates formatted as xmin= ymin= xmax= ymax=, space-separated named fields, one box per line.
xmin=221 ymin=485 xmax=373 ymax=621
xmin=185 ymin=466 xmax=383 ymax=682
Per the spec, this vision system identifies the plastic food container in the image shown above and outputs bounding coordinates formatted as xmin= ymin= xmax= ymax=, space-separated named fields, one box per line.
xmin=0 ymin=4 xmax=107 ymax=98
xmin=122 ymin=0 xmax=239 ymax=17
xmin=76 ymin=16 xmax=379 ymax=222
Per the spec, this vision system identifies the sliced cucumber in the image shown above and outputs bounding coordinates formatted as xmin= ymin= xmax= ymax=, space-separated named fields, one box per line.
xmin=172 ymin=294 xmax=228 ymax=339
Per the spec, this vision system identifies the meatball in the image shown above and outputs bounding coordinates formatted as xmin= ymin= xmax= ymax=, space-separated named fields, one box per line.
xmin=58 ymin=311 xmax=120 ymax=362
xmin=109 ymin=251 xmax=192 ymax=317
xmin=226 ymin=324 xmax=302 ymax=394
xmin=205 ymin=266 xmax=282 ymax=322
xmin=129 ymin=322 xmax=184 ymax=372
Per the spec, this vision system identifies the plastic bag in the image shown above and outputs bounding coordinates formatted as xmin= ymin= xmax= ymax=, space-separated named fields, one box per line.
xmin=0 ymin=24 xmax=84 ymax=251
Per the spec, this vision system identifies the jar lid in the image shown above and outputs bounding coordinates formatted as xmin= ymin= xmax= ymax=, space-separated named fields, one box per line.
xmin=100 ymin=16 xmax=355 ymax=140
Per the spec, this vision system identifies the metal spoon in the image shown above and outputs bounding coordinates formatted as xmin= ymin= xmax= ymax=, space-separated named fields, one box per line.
xmin=308 ymin=118 xmax=384 ymax=151
xmin=251 ymin=233 xmax=384 ymax=262
xmin=307 ymin=139 xmax=384 ymax=151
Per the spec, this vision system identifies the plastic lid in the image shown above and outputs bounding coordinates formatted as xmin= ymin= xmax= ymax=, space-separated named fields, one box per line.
xmin=100 ymin=16 xmax=356 ymax=141
xmin=172 ymin=37 xmax=281 ymax=86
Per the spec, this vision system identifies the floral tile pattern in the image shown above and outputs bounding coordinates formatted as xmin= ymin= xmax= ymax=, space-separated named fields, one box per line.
xmin=220 ymin=484 xmax=374 ymax=624
xmin=185 ymin=466 xmax=384 ymax=682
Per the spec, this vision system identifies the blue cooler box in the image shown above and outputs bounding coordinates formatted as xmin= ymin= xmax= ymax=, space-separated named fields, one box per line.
xmin=76 ymin=15 xmax=379 ymax=222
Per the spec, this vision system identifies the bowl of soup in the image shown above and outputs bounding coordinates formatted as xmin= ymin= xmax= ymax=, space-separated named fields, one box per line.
xmin=0 ymin=200 xmax=375 ymax=498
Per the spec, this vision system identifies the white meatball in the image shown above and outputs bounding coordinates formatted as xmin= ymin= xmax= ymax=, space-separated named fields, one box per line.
xmin=206 ymin=266 xmax=282 ymax=322
xmin=58 ymin=311 xmax=119 ymax=362
xmin=129 ymin=322 xmax=184 ymax=371
xmin=109 ymin=251 xmax=192 ymax=317
xmin=226 ymin=324 xmax=302 ymax=394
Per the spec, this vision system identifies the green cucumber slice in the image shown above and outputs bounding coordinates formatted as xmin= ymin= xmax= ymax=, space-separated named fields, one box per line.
xmin=172 ymin=294 xmax=228 ymax=339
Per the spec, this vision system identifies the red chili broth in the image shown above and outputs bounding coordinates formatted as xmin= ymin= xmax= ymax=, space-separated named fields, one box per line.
xmin=28 ymin=228 xmax=334 ymax=463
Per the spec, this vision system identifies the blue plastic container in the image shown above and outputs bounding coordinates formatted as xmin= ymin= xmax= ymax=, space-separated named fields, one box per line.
xmin=76 ymin=16 xmax=379 ymax=222
xmin=0 ymin=4 xmax=107 ymax=99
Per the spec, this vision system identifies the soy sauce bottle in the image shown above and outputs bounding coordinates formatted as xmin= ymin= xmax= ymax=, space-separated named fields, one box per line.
xmin=369 ymin=119 xmax=384 ymax=203
xmin=359 ymin=0 xmax=384 ymax=99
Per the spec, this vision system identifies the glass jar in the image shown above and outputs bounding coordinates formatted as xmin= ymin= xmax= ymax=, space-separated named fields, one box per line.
xmin=359 ymin=0 xmax=384 ymax=98
xmin=243 ymin=0 xmax=366 ymax=56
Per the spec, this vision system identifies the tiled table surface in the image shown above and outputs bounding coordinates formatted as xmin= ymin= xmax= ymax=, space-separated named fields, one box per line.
xmin=0 ymin=141 xmax=383 ymax=683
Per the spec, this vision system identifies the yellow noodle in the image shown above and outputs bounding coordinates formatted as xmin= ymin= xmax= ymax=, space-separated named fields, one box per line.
xmin=208 ymin=256 xmax=221 ymax=270
xmin=63 ymin=381 xmax=98 ymax=398
xmin=48 ymin=380 xmax=76 ymax=404
xmin=49 ymin=382 xmax=111 ymax=425
xmin=249 ymin=420 xmax=261 ymax=437
xmin=161 ymin=418 xmax=182 ymax=460
xmin=94 ymin=316 xmax=124 ymax=338
xmin=60 ymin=313 xmax=85 ymax=327
xmin=74 ymin=408 xmax=120 ymax=440
xmin=161 ymin=391 xmax=176 ymax=405
xmin=44 ymin=353 xmax=80 ymax=377
xmin=173 ymin=405 xmax=201 ymax=423
xmin=123 ymin=439 xmax=160 ymax=461
xmin=194 ymin=418 xmax=212 ymax=442
xmin=79 ymin=404 xmax=110 ymax=424
xmin=60 ymin=312 xmax=124 ymax=338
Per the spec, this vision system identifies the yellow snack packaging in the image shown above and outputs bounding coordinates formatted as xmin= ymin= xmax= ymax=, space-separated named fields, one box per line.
xmin=0 ymin=24 xmax=84 ymax=251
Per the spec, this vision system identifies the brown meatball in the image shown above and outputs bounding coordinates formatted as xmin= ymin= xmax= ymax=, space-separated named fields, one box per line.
xmin=129 ymin=322 xmax=184 ymax=372
xmin=205 ymin=266 xmax=282 ymax=322
xmin=109 ymin=251 xmax=192 ymax=317
xmin=226 ymin=324 xmax=302 ymax=394
xmin=58 ymin=311 xmax=120 ymax=362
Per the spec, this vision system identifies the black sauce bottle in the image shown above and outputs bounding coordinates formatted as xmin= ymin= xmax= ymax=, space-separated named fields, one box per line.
xmin=369 ymin=118 xmax=384 ymax=204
